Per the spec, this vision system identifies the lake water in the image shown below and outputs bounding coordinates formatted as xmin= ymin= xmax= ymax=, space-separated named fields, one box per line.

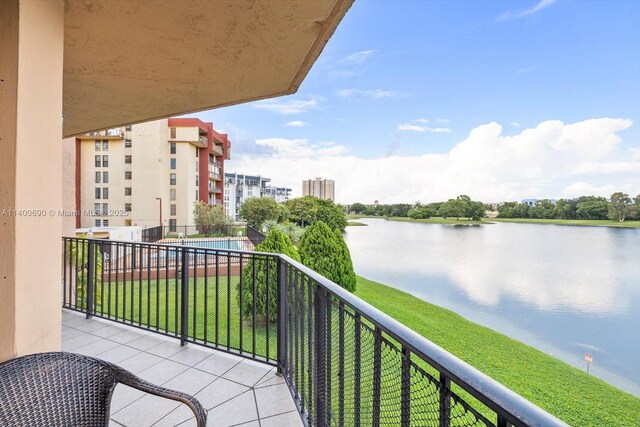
xmin=344 ymin=219 xmax=640 ymax=396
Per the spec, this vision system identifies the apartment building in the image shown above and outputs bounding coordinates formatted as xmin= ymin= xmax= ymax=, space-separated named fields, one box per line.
xmin=75 ymin=118 xmax=230 ymax=230
xmin=302 ymin=177 xmax=335 ymax=201
xmin=224 ymin=173 xmax=292 ymax=220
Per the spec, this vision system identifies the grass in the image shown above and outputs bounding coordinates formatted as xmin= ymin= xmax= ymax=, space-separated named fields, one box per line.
xmin=346 ymin=221 xmax=368 ymax=226
xmin=354 ymin=276 xmax=640 ymax=427
xmin=347 ymin=214 xmax=488 ymax=225
xmin=490 ymin=217 xmax=640 ymax=228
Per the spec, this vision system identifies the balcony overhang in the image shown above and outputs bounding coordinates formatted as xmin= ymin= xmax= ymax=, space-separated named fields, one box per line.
xmin=62 ymin=0 xmax=353 ymax=137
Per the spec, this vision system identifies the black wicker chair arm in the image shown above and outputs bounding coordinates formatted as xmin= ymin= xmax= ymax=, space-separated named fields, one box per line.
xmin=111 ymin=364 xmax=207 ymax=426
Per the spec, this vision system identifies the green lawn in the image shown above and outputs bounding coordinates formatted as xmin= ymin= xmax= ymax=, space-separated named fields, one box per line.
xmin=346 ymin=220 xmax=368 ymax=226
xmin=354 ymin=276 xmax=640 ymax=427
xmin=490 ymin=217 xmax=640 ymax=228
xmin=347 ymin=214 xmax=488 ymax=225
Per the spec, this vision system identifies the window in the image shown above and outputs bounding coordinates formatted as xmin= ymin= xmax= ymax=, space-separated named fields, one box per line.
xmin=102 ymin=155 xmax=109 ymax=167
xmin=125 ymin=125 xmax=132 ymax=131
xmin=125 ymin=171 xmax=132 ymax=180
xmin=125 ymin=139 xmax=132 ymax=148
xmin=170 ymin=204 xmax=176 ymax=216
xmin=125 ymin=155 xmax=132 ymax=164
xmin=94 ymin=203 xmax=100 ymax=215
xmin=95 ymin=188 xmax=101 ymax=199
xmin=170 ymin=173 xmax=176 ymax=185
xmin=170 ymin=189 xmax=176 ymax=201
xmin=102 ymin=187 xmax=109 ymax=199
xmin=95 ymin=172 xmax=101 ymax=183
xmin=195 ymin=190 xmax=198 ymax=200
xmin=95 ymin=140 xmax=101 ymax=151
xmin=170 ymin=142 xmax=176 ymax=154
xmin=95 ymin=155 xmax=101 ymax=167
xmin=169 ymin=219 xmax=177 ymax=232
xmin=125 ymin=187 xmax=132 ymax=196
xmin=95 ymin=219 xmax=101 ymax=227
xmin=102 ymin=203 xmax=108 ymax=215
xmin=125 ymin=203 xmax=132 ymax=212
xmin=102 ymin=220 xmax=109 ymax=227
xmin=195 ymin=176 xmax=199 ymax=186
xmin=170 ymin=158 xmax=176 ymax=169
xmin=195 ymin=149 xmax=199 ymax=158
xmin=170 ymin=127 xmax=176 ymax=139
xmin=102 ymin=140 xmax=108 ymax=151
xmin=103 ymin=171 xmax=109 ymax=183
xmin=125 ymin=219 xmax=132 ymax=226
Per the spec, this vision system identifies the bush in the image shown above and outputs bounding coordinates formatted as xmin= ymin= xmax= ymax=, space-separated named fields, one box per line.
xmin=237 ymin=228 xmax=300 ymax=323
xmin=298 ymin=221 xmax=356 ymax=292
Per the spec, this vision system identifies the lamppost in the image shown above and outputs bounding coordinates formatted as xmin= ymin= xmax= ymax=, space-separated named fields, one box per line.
xmin=156 ymin=197 xmax=162 ymax=227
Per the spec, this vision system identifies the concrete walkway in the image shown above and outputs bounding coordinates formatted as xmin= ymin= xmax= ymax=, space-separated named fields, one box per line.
xmin=61 ymin=310 xmax=302 ymax=427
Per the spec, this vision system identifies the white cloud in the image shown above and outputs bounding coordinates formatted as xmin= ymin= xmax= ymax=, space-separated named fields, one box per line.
xmin=570 ymin=161 xmax=640 ymax=175
xmin=416 ymin=118 xmax=430 ymax=124
xmin=253 ymin=96 xmax=323 ymax=115
xmin=398 ymin=123 xmax=452 ymax=133
xmin=338 ymin=50 xmax=376 ymax=65
xmin=510 ymin=122 xmax=521 ymax=127
xmin=436 ymin=118 xmax=450 ymax=123
xmin=254 ymin=138 xmax=347 ymax=159
xmin=235 ymin=118 xmax=637 ymax=203
xmin=337 ymin=89 xmax=397 ymax=99
xmin=629 ymin=147 xmax=640 ymax=160
xmin=285 ymin=121 xmax=307 ymax=128
xmin=498 ymin=0 xmax=557 ymax=22
xmin=517 ymin=67 xmax=535 ymax=74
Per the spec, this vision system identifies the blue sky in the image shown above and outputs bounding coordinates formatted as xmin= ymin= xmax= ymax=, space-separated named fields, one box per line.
xmin=192 ymin=0 xmax=640 ymax=203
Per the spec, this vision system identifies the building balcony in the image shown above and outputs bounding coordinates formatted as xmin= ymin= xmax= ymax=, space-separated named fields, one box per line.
xmin=58 ymin=237 xmax=567 ymax=427
xmin=209 ymin=186 xmax=222 ymax=193
xmin=209 ymin=172 xmax=221 ymax=181
xmin=211 ymin=145 xmax=224 ymax=156
xmin=61 ymin=310 xmax=300 ymax=426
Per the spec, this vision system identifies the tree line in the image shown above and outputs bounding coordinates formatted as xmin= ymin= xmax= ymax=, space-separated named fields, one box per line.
xmin=348 ymin=192 xmax=639 ymax=222
xmin=497 ymin=193 xmax=640 ymax=222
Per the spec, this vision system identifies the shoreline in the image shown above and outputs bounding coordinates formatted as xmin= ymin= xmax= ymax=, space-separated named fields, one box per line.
xmin=354 ymin=275 xmax=640 ymax=426
xmin=347 ymin=215 xmax=640 ymax=228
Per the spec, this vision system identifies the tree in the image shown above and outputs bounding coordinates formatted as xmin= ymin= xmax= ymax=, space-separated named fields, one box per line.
xmin=193 ymin=201 xmax=230 ymax=236
xmin=553 ymin=199 xmax=576 ymax=219
xmin=298 ymin=221 xmax=356 ymax=292
xmin=239 ymin=197 xmax=279 ymax=229
xmin=576 ymin=196 xmax=609 ymax=220
xmin=238 ymin=228 xmax=300 ymax=323
xmin=285 ymin=196 xmax=347 ymax=231
xmin=608 ymin=192 xmax=632 ymax=222
xmin=350 ymin=202 xmax=367 ymax=214
xmin=467 ymin=201 xmax=486 ymax=220
xmin=529 ymin=199 xmax=556 ymax=219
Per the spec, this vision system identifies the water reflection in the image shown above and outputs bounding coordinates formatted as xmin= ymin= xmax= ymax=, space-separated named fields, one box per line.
xmin=345 ymin=219 xmax=640 ymax=395
xmin=347 ymin=220 xmax=638 ymax=314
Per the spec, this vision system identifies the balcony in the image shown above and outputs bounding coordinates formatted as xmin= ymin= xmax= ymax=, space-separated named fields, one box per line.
xmin=198 ymin=136 xmax=208 ymax=146
xmin=209 ymin=186 xmax=222 ymax=193
xmin=212 ymin=145 xmax=224 ymax=156
xmin=61 ymin=310 xmax=300 ymax=426
xmin=209 ymin=171 xmax=222 ymax=181
xmin=61 ymin=237 xmax=567 ymax=427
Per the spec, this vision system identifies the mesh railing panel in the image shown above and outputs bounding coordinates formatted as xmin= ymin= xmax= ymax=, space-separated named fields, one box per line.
xmin=281 ymin=264 xmax=495 ymax=427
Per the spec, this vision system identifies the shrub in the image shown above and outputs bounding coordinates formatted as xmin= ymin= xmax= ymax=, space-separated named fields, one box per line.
xmin=237 ymin=228 xmax=300 ymax=323
xmin=298 ymin=221 xmax=356 ymax=292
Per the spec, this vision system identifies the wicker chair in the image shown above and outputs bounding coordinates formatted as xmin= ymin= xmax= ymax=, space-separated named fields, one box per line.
xmin=0 ymin=352 xmax=206 ymax=427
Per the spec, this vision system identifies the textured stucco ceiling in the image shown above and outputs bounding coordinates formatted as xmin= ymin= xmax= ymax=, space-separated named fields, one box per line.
xmin=63 ymin=0 xmax=352 ymax=137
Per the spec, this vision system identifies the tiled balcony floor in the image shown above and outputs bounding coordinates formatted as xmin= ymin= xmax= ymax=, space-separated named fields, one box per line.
xmin=61 ymin=309 xmax=302 ymax=427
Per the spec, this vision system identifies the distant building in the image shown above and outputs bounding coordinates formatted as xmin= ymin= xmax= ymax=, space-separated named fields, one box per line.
xmin=522 ymin=199 xmax=557 ymax=206
xmin=74 ymin=117 xmax=230 ymax=231
xmin=224 ymin=173 xmax=292 ymax=220
xmin=302 ymin=177 xmax=335 ymax=201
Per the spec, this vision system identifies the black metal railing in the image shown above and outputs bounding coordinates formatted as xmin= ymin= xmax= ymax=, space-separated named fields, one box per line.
xmin=141 ymin=225 xmax=163 ymax=243
xmin=246 ymin=225 xmax=266 ymax=247
xmin=61 ymin=237 xmax=567 ymax=427
xmin=163 ymin=225 xmax=239 ymax=238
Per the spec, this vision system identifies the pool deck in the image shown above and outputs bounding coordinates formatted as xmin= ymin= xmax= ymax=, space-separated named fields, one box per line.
xmin=61 ymin=309 xmax=302 ymax=427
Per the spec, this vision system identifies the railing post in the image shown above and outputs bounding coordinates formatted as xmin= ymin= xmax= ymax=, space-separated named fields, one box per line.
xmin=372 ymin=326 xmax=382 ymax=426
xmin=439 ymin=372 xmax=451 ymax=427
xmin=86 ymin=240 xmax=95 ymax=319
xmin=277 ymin=257 xmax=287 ymax=375
xmin=401 ymin=346 xmax=411 ymax=426
xmin=315 ymin=285 xmax=327 ymax=426
xmin=180 ymin=247 xmax=190 ymax=346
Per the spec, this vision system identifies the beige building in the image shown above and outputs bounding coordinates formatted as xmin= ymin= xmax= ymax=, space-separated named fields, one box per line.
xmin=302 ymin=177 xmax=335 ymax=201
xmin=74 ymin=118 xmax=230 ymax=230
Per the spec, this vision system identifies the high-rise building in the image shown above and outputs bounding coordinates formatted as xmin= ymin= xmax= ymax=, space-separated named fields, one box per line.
xmin=74 ymin=118 xmax=230 ymax=231
xmin=302 ymin=177 xmax=335 ymax=201
xmin=224 ymin=173 xmax=292 ymax=220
